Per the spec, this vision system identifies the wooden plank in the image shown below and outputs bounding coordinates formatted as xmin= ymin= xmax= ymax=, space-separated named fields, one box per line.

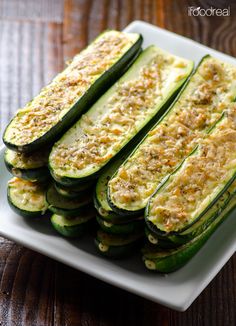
xmin=163 ymin=0 xmax=236 ymax=56
xmin=0 ymin=20 xmax=63 ymax=142
xmin=0 ymin=17 xmax=63 ymax=326
xmin=0 ymin=0 xmax=63 ymax=22
xmin=0 ymin=243 xmax=56 ymax=325
xmin=62 ymin=0 xmax=166 ymax=61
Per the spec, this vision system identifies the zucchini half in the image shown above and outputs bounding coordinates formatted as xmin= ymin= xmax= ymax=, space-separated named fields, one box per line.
xmin=49 ymin=46 xmax=193 ymax=186
xmin=96 ymin=215 xmax=144 ymax=235
xmin=4 ymin=148 xmax=50 ymax=182
xmin=108 ymin=55 xmax=236 ymax=216
xmin=46 ymin=184 xmax=92 ymax=217
xmin=95 ymin=229 xmax=144 ymax=258
xmin=146 ymin=104 xmax=236 ymax=236
xmin=3 ymin=30 xmax=142 ymax=152
xmin=7 ymin=177 xmax=49 ymax=218
xmin=145 ymin=179 xmax=236 ymax=247
xmin=143 ymin=191 xmax=236 ymax=273
xmin=51 ymin=207 xmax=96 ymax=237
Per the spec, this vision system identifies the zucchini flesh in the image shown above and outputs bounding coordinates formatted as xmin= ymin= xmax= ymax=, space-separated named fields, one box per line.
xmin=7 ymin=177 xmax=48 ymax=218
xmin=49 ymin=46 xmax=193 ymax=185
xmin=143 ymin=192 xmax=236 ymax=273
xmin=4 ymin=148 xmax=50 ymax=182
xmin=108 ymin=56 xmax=236 ymax=215
xmin=51 ymin=207 xmax=95 ymax=237
xmin=146 ymin=104 xmax=236 ymax=235
xmin=96 ymin=215 xmax=144 ymax=234
xmin=3 ymin=30 xmax=142 ymax=152
xmin=95 ymin=228 xmax=144 ymax=258
xmin=46 ymin=184 xmax=92 ymax=217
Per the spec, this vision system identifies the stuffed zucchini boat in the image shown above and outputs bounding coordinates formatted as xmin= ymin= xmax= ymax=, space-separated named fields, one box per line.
xmin=46 ymin=184 xmax=92 ymax=217
xmin=143 ymin=189 xmax=236 ymax=273
xmin=51 ymin=207 xmax=96 ymax=237
xmin=108 ymin=55 xmax=236 ymax=215
xmin=49 ymin=46 xmax=193 ymax=186
xmin=146 ymin=103 xmax=236 ymax=236
xmin=95 ymin=229 xmax=144 ymax=258
xmin=3 ymin=30 xmax=142 ymax=152
xmin=7 ymin=177 xmax=49 ymax=218
xmin=146 ymin=179 xmax=236 ymax=247
xmin=4 ymin=148 xmax=50 ymax=182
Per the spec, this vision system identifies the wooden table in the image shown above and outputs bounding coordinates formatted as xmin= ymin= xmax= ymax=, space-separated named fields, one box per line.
xmin=0 ymin=0 xmax=236 ymax=324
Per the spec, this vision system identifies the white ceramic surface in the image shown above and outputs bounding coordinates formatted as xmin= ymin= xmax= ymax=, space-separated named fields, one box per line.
xmin=0 ymin=21 xmax=236 ymax=311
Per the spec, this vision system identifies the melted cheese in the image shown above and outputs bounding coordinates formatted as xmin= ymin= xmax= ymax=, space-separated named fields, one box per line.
xmin=5 ymin=31 xmax=137 ymax=146
xmin=8 ymin=177 xmax=48 ymax=212
xmin=109 ymin=57 xmax=236 ymax=211
xmin=148 ymin=103 xmax=236 ymax=232
xmin=50 ymin=47 xmax=191 ymax=178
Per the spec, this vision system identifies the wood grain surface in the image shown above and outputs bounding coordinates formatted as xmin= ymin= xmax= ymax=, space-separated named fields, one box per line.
xmin=0 ymin=0 xmax=235 ymax=325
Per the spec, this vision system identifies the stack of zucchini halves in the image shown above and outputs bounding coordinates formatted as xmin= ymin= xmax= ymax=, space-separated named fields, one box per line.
xmin=107 ymin=55 xmax=236 ymax=270
xmin=4 ymin=30 xmax=144 ymax=236
xmin=4 ymin=29 xmax=236 ymax=273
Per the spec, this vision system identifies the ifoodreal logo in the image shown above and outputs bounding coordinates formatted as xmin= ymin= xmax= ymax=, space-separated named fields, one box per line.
xmin=188 ymin=6 xmax=230 ymax=17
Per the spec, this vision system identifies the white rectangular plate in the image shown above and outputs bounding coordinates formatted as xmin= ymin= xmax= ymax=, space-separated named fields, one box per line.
xmin=1 ymin=21 xmax=236 ymax=311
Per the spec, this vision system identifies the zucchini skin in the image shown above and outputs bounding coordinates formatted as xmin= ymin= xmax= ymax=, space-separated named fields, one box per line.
xmin=55 ymin=179 xmax=95 ymax=192
xmin=54 ymin=182 xmax=94 ymax=199
xmin=5 ymin=160 xmax=50 ymax=183
xmin=48 ymin=205 xmax=93 ymax=217
xmin=96 ymin=215 xmax=144 ymax=235
xmin=51 ymin=214 xmax=95 ymax=238
xmin=143 ymin=194 xmax=236 ymax=273
xmin=3 ymin=32 xmax=143 ymax=153
xmin=94 ymin=238 xmax=143 ymax=259
xmin=95 ymin=229 xmax=144 ymax=258
xmin=46 ymin=184 xmax=93 ymax=217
